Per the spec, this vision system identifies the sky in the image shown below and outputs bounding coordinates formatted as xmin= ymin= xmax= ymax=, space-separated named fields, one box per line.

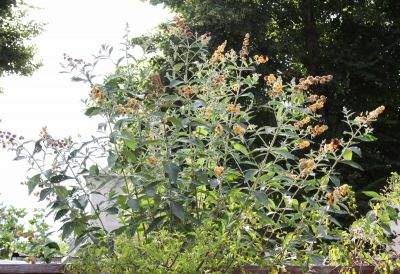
xmin=0 ymin=0 xmax=171 ymax=210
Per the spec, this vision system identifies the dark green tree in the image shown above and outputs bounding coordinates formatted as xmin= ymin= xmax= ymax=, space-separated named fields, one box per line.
xmin=146 ymin=0 xmax=400 ymax=196
xmin=0 ymin=0 xmax=43 ymax=77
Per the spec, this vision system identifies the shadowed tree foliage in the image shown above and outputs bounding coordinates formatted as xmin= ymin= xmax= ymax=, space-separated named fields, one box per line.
xmin=0 ymin=0 xmax=43 ymax=77
xmin=145 ymin=0 xmax=400 ymax=198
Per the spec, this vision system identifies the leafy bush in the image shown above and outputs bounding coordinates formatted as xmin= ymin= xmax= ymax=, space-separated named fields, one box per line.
xmin=0 ymin=204 xmax=66 ymax=262
xmin=3 ymin=17 xmax=399 ymax=272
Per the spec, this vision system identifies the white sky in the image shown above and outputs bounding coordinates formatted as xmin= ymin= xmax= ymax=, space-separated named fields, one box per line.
xmin=0 ymin=0 xmax=171 ymax=210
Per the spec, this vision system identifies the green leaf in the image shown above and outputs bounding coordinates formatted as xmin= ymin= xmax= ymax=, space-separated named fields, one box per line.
xmin=170 ymin=200 xmax=185 ymax=221
xmin=39 ymin=188 xmax=52 ymax=201
xmin=107 ymin=153 xmax=118 ymax=168
xmin=54 ymin=186 xmax=68 ymax=199
xmin=244 ymin=169 xmax=258 ymax=183
xmin=33 ymin=140 xmax=42 ymax=154
xmin=343 ymin=149 xmax=352 ymax=160
xmin=85 ymin=107 xmax=102 ymax=117
xmin=166 ymin=162 xmax=179 ymax=184
xmin=272 ymin=149 xmax=298 ymax=160
xmin=145 ymin=216 xmax=166 ymax=235
xmin=54 ymin=209 xmax=69 ymax=221
xmin=127 ymin=199 xmax=140 ymax=210
xmin=50 ymin=175 xmax=72 ymax=183
xmin=362 ymin=191 xmax=381 ymax=199
xmin=356 ymin=134 xmax=377 ymax=142
xmin=89 ymin=165 xmax=100 ymax=176
xmin=341 ymin=160 xmax=363 ymax=170
xmin=105 ymin=207 xmax=119 ymax=215
xmin=233 ymin=143 xmax=249 ymax=155
xmin=254 ymin=191 xmax=268 ymax=206
xmin=45 ymin=242 xmax=60 ymax=251
xmin=349 ymin=146 xmax=362 ymax=157
xmin=168 ymin=79 xmax=184 ymax=87
xmin=28 ymin=174 xmax=41 ymax=195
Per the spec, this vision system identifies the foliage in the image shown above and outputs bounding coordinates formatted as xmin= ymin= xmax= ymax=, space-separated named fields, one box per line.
xmin=144 ymin=0 xmax=400 ymax=195
xmin=3 ymin=19 xmax=398 ymax=271
xmin=0 ymin=204 xmax=66 ymax=262
xmin=0 ymin=0 xmax=43 ymax=77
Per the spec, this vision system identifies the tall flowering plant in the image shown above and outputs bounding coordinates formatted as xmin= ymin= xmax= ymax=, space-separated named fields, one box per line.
xmin=3 ymin=17 xmax=397 ymax=270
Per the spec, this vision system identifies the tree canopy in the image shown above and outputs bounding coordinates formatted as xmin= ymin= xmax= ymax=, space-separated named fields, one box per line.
xmin=0 ymin=0 xmax=43 ymax=77
xmin=146 ymin=0 xmax=400 ymax=192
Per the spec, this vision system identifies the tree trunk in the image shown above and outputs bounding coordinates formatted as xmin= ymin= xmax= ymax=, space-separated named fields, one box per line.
xmin=300 ymin=0 xmax=320 ymax=75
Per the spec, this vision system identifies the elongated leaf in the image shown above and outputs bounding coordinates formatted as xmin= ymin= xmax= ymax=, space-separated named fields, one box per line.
xmin=244 ymin=169 xmax=258 ymax=183
xmin=343 ymin=149 xmax=352 ymax=160
xmin=50 ymin=175 xmax=72 ymax=183
xmin=349 ymin=146 xmax=362 ymax=157
xmin=85 ymin=107 xmax=102 ymax=117
xmin=127 ymin=199 xmax=139 ymax=210
xmin=54 ymin=209 xmax=69 ymax=221
xmin=39 ymin=188 xmax=52 ymax=202
xmin=341 ymin=160 xmax=363 ymax=170
xmin=254 ymin=191 xmax=268 ymax=206
xmin=33 ymin=140 xmax=42 ymax=154
xmin=28 ymin=174 xmax=41 ymax=195
xmin=272 ymin=149 xmax=298 ymax=160
xmin=167 ymin=162 xmax=179 ymax=184
xmin=145 ymin=216 xmax=166 ymax=235
xmin=45 ymin=242 xmax=60 ymax=251
xmin=233 ymin=143 xmax=249 ymax=155
xmin=170 ymin=200 xmax=185 ymax=221
xmin=362 ymin=191 xmax=381 ymax=199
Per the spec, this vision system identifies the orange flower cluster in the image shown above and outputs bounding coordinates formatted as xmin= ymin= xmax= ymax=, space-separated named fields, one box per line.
xmin=239 ymin=33 xmax=250 ymax=59
xmin=200 ymin=33 xmax=211 ymax=45
xmin=233 ymin=124 xmax=246 ymax=135
xmin=40 ymin=127 xmax=68 ymax=149
xmin=294 ymin=116 xmax=311 ymax=129
xmin=0 ymin=130 xmax=23 ymax=148
xmin=170 ymin=16 xmax=192 ymax=37
xmin=308 ymin=124 xmax=328 ymax=138
xmin=299 ymin=159 xmax=316 ymax=176
xmin=91 ymin=88 xmax=104 ymax=105
xmin=210 ymin=43 xmax=226 ymax=64
xmin=309 ymin=95 xmax=327 ymax=113
xmin=355 ymin=105 xmax=385 ymax=124
xmin=215 ymin=124 xmax=224 ymax=136
xmin=213 ymin=72 xmax=229 ymax=86
xmin=254 ymin=55 xmax=269 ymax=64
xmin=325 ymin=184 xmax=351 ymax=206
xmin=298 ymin=140 xmax=310 ymax=149
xmin=182 ymin=85 xmax=195 ymax=97
xmin=264 ymin=74 xmax=276 ymax=85
xmin=214 ymin=166 xmax=225 ymax=177
xmin=272 ymin=81 xmax=283 ymax=96
xmin=148 ymin=155 xmax=158 ymax=165
xmin=294 ymin=75 xmax=333 ymax=91
xmin=367 ymin=105 xmax=385 ymax=121
xmin=228 ymin=104 xmax=241 ymax=114
xmin=150 ymin=73 xmax=164 ymax=99
xmin=325 ymin=138 xmax=340 ymax=152
xmin=231 ymin=83 xmax=240 ymax=93
xmin=127 ymin=98 xmax=141 ymax=109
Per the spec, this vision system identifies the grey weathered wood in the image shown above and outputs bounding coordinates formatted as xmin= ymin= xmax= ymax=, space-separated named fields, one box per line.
xmin=0 ymin=264 xmax=65 ymax=274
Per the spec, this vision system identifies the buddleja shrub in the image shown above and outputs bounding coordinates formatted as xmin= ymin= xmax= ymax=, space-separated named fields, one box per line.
xmin=5 ymin=17 xmax=396 ymax=269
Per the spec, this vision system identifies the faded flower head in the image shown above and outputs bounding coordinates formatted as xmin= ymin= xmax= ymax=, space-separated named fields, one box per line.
xmin=214 ymin=166 xmax=224 ymax=177
xmin=233 ymin=124 xmax=246 ymax=135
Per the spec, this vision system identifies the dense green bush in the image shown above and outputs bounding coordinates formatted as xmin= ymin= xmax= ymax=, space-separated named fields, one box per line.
xmin=4 ymin=18 xmax=399 ymax=272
